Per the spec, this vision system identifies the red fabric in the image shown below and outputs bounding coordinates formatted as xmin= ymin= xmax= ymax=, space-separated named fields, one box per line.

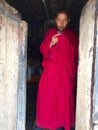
xmin=36 ymin=28 xmax=78 ymax=130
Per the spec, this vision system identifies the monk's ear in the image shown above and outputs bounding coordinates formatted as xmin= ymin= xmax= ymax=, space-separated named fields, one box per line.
xmin=55 ymin=18 xmax=58 ymax=25
xmin=55 ymin=18 xmax=57 ymax=22
xmin=68 ymin=18 xmax=70 ymax=23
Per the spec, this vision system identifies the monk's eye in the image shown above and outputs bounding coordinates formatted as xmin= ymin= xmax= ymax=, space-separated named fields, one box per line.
xmin=56 ymin=18 xmax=61 ymax=21
xmin=63 ymin=19 xmax=68 ymax=22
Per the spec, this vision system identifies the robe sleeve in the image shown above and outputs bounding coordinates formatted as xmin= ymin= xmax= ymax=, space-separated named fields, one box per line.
xmin=64 ymin=29 xmax=79 ymax=80
xmin=71 ymin=31 xmax=79 ymax=80
xmin=39 ymin=29 xmax=53 ymax=60
xmin=57 ymin=33 xmax=79 ymax=90
xmin=69 ymin=32 xmax=79 ymax=85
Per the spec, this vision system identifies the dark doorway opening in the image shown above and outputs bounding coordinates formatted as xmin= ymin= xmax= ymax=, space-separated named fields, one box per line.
xmin=26 ymin=22 xmax=44 ymax=130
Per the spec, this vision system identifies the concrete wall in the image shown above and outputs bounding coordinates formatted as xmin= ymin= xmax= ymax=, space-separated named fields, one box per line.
xmin=76 ymin=0 xmax=98 ymax=130
xmin=0 ymin=0 xmax=27 ymax=130
xmin=93 ymin=1 xmax=98 ymax=130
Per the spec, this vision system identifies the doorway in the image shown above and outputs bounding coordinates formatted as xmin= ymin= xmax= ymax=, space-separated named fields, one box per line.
xmin=26 ymin=23 xmax=43 ymax=130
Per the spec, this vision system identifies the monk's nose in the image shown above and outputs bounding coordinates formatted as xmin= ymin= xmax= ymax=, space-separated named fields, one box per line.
xmin=60 ymin=22 xmax=63 ymax=26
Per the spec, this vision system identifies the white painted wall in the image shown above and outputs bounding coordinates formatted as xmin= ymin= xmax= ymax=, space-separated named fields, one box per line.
xmin=76 ymin=0 xmax=98 ymax=130
xmin=0 ymin=1 xmax=27 ymax=130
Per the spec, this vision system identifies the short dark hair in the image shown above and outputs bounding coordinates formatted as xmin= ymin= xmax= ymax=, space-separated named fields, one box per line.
xmin=55 ymin=9 xmax=70 ymax=18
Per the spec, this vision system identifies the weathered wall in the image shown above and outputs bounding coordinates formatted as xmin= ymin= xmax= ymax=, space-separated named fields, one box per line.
xmin=76 ymin=0 xmax=98 ymax=130
xmin=0 ymin=0 xmax=27 ymax=130
xmin=93 ymin=1 xmax=98 ymax=130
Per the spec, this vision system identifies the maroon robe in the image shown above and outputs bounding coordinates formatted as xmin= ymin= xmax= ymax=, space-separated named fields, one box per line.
xmin=36 ymin=28 xmax=78 ymax=130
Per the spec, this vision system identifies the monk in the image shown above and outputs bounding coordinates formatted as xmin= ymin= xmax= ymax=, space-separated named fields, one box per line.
xmin=33 ymin=10 xmax=78 ymax=130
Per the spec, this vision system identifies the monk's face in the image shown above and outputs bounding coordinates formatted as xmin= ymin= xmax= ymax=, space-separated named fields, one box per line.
xmin=55 ymin=13 xmax=70 ymax=31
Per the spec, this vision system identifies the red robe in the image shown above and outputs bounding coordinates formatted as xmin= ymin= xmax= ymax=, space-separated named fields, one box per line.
xmin=36 ymin=28 xmax=78 ymax=130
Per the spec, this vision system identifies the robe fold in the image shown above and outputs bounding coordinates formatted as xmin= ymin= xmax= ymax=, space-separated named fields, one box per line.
xmin=36 ymin=28 xmax=78 ymax=130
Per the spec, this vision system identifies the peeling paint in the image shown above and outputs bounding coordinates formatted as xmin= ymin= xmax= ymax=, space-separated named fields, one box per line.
xmin=93 ymin=5 xmax=98 ymax=127
xmin=76 ymin=0 xmax=97 ymax=130
xmin=0 ymin=1 xmax=27 ymax=130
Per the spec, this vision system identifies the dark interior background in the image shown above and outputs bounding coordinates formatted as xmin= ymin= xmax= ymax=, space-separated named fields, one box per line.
xmin=6 ymin=0 xmax=88 ymax=130
xmin=6 ymin=0 xmax=88 ymax=25
xmin=6 ymin=0 xmax=88 ymax=32
xmin=6 ymin=0 xmax=88 ymax=64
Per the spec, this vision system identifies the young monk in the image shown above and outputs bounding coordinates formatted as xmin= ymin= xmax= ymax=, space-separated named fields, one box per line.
xmin=33 ymin=9 xmax=78 ymax=130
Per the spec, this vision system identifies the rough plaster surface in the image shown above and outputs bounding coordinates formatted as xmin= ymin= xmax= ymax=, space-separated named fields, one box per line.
xmin=76 ymin=0 xmax=96 ymax=130
xmin=17 ymin=21 xmax=28 ymax=130
xmin=93 ymin=5 xmax=98 ymax=129
xmin=0 ymin=1 xmax=27 ymax=130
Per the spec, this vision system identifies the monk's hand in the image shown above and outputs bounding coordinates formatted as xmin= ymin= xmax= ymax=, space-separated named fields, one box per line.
xmin=50 ymin=33 xmax=61 ymax=48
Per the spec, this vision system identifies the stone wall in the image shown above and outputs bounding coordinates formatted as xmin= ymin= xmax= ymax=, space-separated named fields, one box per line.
xmin=0 ymin=1 xmax=27 ymax=130
xmin=76 ymin=0 xmax=98 ymax=130
xmin=93 ymin=1 xmax=98 ymax=130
